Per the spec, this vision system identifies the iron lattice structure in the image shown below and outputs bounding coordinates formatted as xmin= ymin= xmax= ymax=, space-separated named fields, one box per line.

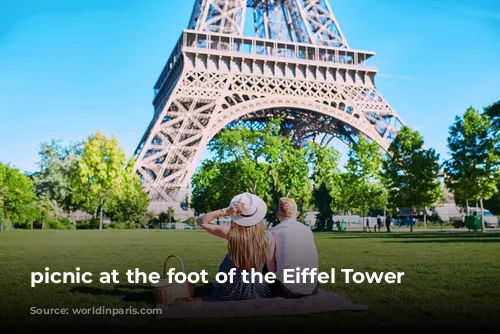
xmin=134 ymin=0 xmax=404 ymax=206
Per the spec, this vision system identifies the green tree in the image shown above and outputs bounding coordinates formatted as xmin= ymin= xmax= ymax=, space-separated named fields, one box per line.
xmin=32 ymin=139 xmax=83 ymax=212
xmin=444 ymin=107 xmax=500 ymax=231
xmin=483 ymin=101 xmax=500 ymax=215
xmin=0 ymin=163 xmax=39 ymax=228
xmin=342 ymin=137 xmax=387 ymax=230
xmin=167 ymin=206 xmax=175 ymax=225
xmin=383 ymin=126 xmax=444 ymax=230
xmin=484 ymin=100 xmax=500 ymax=134
xmin=103 ymin=161 xmax=149 ymax=224
xmin=157 ymin=206 xmax=176 ymax=228
xmin=484 ymin=193 xmax=500 ymax=215
xmin=191 ymin=120 xmax=312 ymax=224
xmin=191 ymin=159 xmax=247 ymax=216
xmin=35 ymin=194 xmax=60 ymax=230
xmin=267 ymin=132 xmax=312 ymax=224
xmin=71 ymin=131 xmax=127 ymax=230
xmin=308 ymin=142 xmax=341 ymax=231
xmin=185 ymin=216 xmax=196 ymax=227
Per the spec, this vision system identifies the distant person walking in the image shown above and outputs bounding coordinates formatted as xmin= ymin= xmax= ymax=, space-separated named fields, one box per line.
xmin=385 ymin=215 xmax=392 ymax=232
xmin=377 ymin=216 xmax=383 ymax=232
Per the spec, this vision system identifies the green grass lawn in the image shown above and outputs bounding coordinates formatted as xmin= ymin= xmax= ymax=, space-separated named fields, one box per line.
xmin=1 ymin=229 xmax=499 ymax=331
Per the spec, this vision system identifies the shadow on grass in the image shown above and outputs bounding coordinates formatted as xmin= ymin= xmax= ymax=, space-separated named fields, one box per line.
xmin=71 ymin=283 xmax=216 ymax=303
xmin=114 ymin=284 xmax=150 ymax=290
xmin=70 ymin=285 xmax=155 ymax=303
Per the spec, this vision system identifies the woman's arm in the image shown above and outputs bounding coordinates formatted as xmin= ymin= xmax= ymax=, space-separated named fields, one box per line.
xmin=196 ymin=202 xmax=245 ymax=239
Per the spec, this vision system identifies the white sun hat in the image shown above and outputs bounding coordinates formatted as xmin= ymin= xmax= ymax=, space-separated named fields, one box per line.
xmin=229 ymin=192 xmax=267 ymax=227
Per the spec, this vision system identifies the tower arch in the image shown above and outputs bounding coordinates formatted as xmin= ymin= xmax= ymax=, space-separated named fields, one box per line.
xmin=134 ymin=1 xmax=406 ymax=208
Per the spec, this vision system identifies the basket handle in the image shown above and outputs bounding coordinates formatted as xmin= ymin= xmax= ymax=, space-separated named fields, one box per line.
xmin=162 ymin=255 xmax=185 ymax=278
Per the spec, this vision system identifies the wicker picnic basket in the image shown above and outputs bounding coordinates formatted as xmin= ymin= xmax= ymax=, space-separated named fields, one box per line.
xmin=151 ymin=255 xmax=194 ymax=305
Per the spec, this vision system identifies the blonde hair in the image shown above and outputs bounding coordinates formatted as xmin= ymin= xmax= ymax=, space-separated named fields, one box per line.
xmin=278 ymin=197 xmax=297 ymax=218
xmin=227 ymin=222 xmax=269 ymax=272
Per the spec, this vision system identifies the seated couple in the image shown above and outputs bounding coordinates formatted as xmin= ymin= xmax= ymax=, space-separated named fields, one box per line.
xmin=196 ymin=193 xmax=319 ymax=300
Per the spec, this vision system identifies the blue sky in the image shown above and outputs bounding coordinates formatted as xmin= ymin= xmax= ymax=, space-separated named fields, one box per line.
xmin=1 ymin=0 xmax=499 ymax=174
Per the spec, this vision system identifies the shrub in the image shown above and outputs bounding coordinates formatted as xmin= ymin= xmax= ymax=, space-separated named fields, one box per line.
xmin=76 ymin=219 xmax=100 ymax=229
xmin=13 ymin=221 xmax=30 ymax=229
xmin=76 ymin=222 xmax=89 ymax=230
xmin=185 ymin=217 xmax=196 ymax=227
xmin=45 ymin=217 xmax=74 ymax=230
xmin=109 ymin=222 xmax=123 ymax=229
xmin=46 ymin=216 xmax=63 ymax=230
xmin=107 ymin=221 xmax=142 ymax=229
xmin=58 ymin=217 xmax=72 ymax=226
xmin=109 ymin=222 xmax=137 ymax=229
xmin=32 ymin=221 xmax=44 ymax=229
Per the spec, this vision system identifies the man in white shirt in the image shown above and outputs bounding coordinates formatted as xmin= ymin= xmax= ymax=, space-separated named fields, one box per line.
xmin=269 ymin=197 xmax=319 ymax=298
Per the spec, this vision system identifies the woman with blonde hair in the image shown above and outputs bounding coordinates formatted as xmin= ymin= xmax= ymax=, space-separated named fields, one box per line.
xmin=196 ymin=192 xmax=275 ymax=300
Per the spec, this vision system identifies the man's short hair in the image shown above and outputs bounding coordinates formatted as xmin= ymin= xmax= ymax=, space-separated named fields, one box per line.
xmin=279 ymin=197 xmax=297 ymax=217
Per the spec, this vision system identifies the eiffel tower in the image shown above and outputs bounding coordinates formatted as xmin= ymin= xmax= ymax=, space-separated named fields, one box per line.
xmin=133 ymin=0 xmax=405 ymax=212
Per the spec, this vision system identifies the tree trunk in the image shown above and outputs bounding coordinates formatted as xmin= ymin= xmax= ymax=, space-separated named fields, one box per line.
xmin=465 ymin=199 xmax=469 ymax=216
xmin=423 ymin=207 xmax=427 ymax=229
xmin=410 ymin=207 xmax=414 ymax=232
xmin=99 ymin=199 xmax=104 ymax=231
xmin=480 ymin=198 xmax=486 ymax=232
xmin=361 ymin=202 xmax=365 ymax=232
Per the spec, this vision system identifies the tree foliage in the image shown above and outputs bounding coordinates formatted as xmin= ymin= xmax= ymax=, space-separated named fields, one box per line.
xmin=484 ymin=189 xmax=500 ymax=215
xmin=444 ymin=107 xmax=500 ymax=224
xmin=383 ymin=126 xmax=444 ymax=218
xmin=32 ymin=139 xmax=83 ymax=212
xmin=70 ymin=131 xmax=148 ymax=229
xmin=157 ymin=207 xmax=177 ymax=225
xmin=308 ymin=142 xmax=341 ymax=230
xmin=0 ymin=163 xmax=39 ymax=227
xmin=191 ymin=159 xmax=237 ymax=214
xmin=191 ymin=120 xmax=312 ymax=224
xmin=484 ymin=100 xmax=500 ymax=135
xmin=103 ymin=161 xmax=149 ymax=224
xmin=341 ymin=137 xmax=387 ymax=222
xmin=482 ymin=101 xmax=500 ymax=215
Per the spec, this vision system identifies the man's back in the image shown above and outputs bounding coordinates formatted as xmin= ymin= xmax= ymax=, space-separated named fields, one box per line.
xmin=270 ymin=219 xmax=319 ymax=295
